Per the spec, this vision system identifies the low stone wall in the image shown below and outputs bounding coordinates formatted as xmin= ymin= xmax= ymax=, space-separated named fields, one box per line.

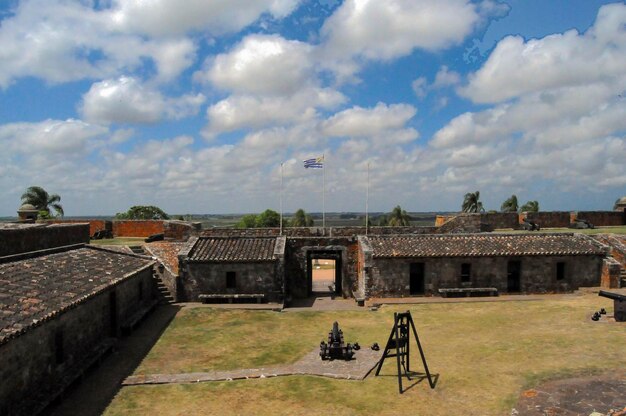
xmin=0 ymin=224 xmax=90 ymax=257
xmin=200 ymin=226 xmax=438 ymax=238
xmin=520 ymin=212 xmax=571 ymax=228
xmin=573 ymin=211 xmax=625 ymax=227
xmin=112 ymin=220 xmax=165 ymax=237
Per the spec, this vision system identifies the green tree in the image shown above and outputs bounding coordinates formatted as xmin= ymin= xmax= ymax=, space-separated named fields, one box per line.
xmin=378 ymin=215 xmax=389 ymax=226
xmin=500 ymin=194 xmax=519 ymax=212
xmin=21 ymin=186 xmax=64 ymax=218
xmin=255 ymin=209 xmax=280 ymax=227
xmin=520 ymin=200 xmax=539 ymax=212
xmin=115 ymin=205 xmax=169 ymax=220
xmin=236 ymin=214 xmax=258 ymax=228
xmin=290 ymin=208 xmax=314 ymax=227
xmin=462 ymin=191 xmax=484 ymax=213
xmin=388 ymin=205 xmax=411 ymax=226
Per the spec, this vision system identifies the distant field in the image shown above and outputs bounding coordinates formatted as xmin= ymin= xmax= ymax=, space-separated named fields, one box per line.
xmin=105 ymin=293 xmax=625 ymax=416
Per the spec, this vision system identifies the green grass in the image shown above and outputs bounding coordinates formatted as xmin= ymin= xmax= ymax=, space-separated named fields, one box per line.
xmin=105 ymin=293 xmax=625 ymax=415
xmin=89 ymin=237 xmax=147 ymax=246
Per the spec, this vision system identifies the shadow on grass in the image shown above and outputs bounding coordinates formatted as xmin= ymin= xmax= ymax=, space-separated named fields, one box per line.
xmin=375 ymin=371 xmax=440 ymax=394
xmin=47 ymin=304 xmax=181 ymax=416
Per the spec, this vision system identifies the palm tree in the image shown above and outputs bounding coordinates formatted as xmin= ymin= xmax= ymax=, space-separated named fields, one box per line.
xmin=462 ymin=191 xmax=484 ymax=213
xmin=500 ymin=195 xmax=519 ymax=212
xmin=520 ymin=200 xmax=539 ymax=212
xmin=388 ymin=205 xmax=411 ymax=226
xmin=21 ymin=186 xmax=64 ymax=217
xmin=291 ymin=208 xmax=314 ymax=227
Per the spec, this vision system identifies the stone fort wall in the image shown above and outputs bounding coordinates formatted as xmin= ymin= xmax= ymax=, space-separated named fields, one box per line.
xmin=0 ymin=224 xmax=90 ymax=257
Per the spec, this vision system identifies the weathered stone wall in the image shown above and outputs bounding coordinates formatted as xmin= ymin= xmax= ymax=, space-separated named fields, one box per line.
xmin=436 ymin=214 xmax=483 ymax=233
xmin=573 ymin=211 xmax=625 ymax=227
xmin=365 ymin=255 xmax=603 ymax=298
xmin=601 ymin=257 xmax=622 ymax=288
xmin=163 ymin=221 xmax=201 ymax=241
xmin=200 ymin=226 xmax=438 ymax=238
xmin=519 ymin=212 xmax=571 ymax=228
xmin=0 ymin=267 xmax=154 ymax=415
xmin=180 ymin=262 xmax=281 ymax=302
xmin=48 ymin=219 xmax=112 ymax=236
xmin=284 ymin=237 xmax=359 ymax=300
xmin=0 ymin=224 xmax=90 ymax=257
xmin=112 ymin=220 xmax=165 ymax=237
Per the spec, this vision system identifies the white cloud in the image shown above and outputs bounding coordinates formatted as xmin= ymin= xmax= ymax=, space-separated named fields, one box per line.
xmin=460 ymin=3 xmax=626 ymax=103
xmin=202 ymin=34 xmax=314 ymax=95
xmin=0 ymin=119 xmax=108 ymax=154
xmin=204 ymin=88 xmax=345 ymax=137
xmin=433 ymin=66 xmax=461 ymax=88
xmin=412 ymin=77 xmax=427 ymax=98
xmin=80 ymin=77 xmax=205 ymax=124
xmin=321 ymin=102 xmax=417 ymax=138
xmin=109 ymin=0 xmax=301 ymax=37
xmin=320 ymin=0 xmax=481 ymax=61
xmin=0 ymin=0 xmax=197 ymax=87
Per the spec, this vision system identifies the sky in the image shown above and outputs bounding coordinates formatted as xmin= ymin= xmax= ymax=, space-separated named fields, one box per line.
xmin=0 ymin=0 xmax=625 ymax=216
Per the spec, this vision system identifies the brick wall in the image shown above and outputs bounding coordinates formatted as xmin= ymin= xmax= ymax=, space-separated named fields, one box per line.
xmin=112 ymin=220 xmax=165 ymax=237
xmin=0 ymin=224 xmax=90 ymax=257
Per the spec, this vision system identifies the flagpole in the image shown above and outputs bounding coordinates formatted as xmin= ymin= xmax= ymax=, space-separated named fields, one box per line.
xmin=322 ymin=154 xmax=326 ymax=232
xmin=366 ymin=161 xmax=369 ymax=236
xmin=280 ymin=162 xmax=283 ymax=236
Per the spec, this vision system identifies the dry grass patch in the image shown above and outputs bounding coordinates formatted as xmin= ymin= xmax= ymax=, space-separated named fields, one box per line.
xmin=108 ymin=293 xmax=625 ymax=415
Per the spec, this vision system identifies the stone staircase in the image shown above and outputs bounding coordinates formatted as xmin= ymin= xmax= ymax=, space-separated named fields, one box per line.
xmin=152 ymin=268 xmax=175 ymax=304
xmin=129 ymin=245 xmax=146 ymax=255
xmin=129 ymin=245 xmax=175 ymax=304
xmin=621 ymin=268 xmax=626 ymax=288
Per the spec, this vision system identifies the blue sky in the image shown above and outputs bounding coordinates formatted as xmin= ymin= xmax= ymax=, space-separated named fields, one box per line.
xmin=0 ymin=0 xmax=624 ymax=216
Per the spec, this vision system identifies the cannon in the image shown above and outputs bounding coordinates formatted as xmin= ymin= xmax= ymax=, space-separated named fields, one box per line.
xmin=319 ymin=321 xmax=354 ymax=360
xmin=521 ymin=218 xmax=540 ymax=231
xmin=92 ymin=229 xmax=113 ymax=240
xmin=598 ymin=290 xmax=626 ymax=322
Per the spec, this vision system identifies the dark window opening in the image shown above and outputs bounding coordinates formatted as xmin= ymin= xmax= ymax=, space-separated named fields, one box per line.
xmin=55 ymin=329 xmax=64 ymax=365
xmin=556 ymin=262 xmax=565 ymax=280
xmin=226 ymin=271 xmax=236 ymax=289
xmin=461 ymin=263 xmax=471 ymax=283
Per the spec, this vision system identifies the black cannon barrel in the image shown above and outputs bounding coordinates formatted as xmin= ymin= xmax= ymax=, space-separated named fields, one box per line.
xmin=598 ymin=290 xmax=626 ymax=301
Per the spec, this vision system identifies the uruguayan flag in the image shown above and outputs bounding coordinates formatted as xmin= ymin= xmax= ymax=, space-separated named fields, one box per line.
xmin=303 ymin=156 xmax=324 ymax=169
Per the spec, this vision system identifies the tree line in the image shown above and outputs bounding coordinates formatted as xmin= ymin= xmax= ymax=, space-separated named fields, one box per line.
xmin=462 ymin=191 xmax=540 ymax=213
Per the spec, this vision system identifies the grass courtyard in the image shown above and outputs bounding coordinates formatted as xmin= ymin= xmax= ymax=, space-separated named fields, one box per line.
xmin=104 ymin=293 xmax=625 ymax=415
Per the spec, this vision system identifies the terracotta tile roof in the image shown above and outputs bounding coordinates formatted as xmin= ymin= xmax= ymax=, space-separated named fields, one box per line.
xmin=188 ymin=237 xmax=277 ymax=262
xmin=367 ymin=233 xmax=607 ymax=258
xmin=145 ymin=241 xmax=185 ymax=274
xmin=0 ymin=246 xmax=153 ymax=345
